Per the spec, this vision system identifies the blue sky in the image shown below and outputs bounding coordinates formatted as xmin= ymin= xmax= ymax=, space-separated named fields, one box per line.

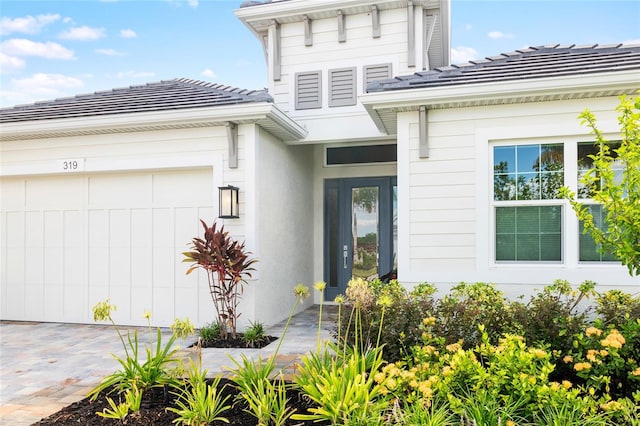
xmin=1 ymin=0 xmax=639 ymax=108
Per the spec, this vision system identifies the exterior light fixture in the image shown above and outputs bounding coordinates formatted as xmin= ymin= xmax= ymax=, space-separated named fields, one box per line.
xmin=218 ymin=185 xmax=239 ymax=219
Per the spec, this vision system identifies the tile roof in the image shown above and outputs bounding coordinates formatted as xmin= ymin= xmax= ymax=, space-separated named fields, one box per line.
xmin=0 ymin=78 xmax=272 ymax=123
xmin=367 ymin=44 xmax=640 ymax=92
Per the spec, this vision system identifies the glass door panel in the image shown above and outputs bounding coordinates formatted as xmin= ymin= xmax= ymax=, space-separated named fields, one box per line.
xmin=351 ymin=186 xmax=379 ymax=280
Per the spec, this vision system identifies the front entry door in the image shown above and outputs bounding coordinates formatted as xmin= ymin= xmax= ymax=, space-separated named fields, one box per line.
xmin=324 ymin=177 xmax=397 ymax=300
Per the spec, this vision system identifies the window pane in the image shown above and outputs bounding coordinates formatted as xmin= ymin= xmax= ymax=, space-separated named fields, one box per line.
xmin=516 ymin=145 xmax=539 ymax=173
xmin=494 ymin=146 xmax=515 ymax=173
xmin=495 ymin=206 xmax=562 ymax=262
xmin=579 ymin=204 xmax=619 ymax=262
xmin=577 ymin=141 xmax=622 ymax=198
xmin=494 ymin=144 xmax=563 ymax=201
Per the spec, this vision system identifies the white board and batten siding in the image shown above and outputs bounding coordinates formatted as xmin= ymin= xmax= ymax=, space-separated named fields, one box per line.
xmin=271 ymin=8 xmax=409 ymax=142
xmin=397 ymin=98 xmax=639 ymax=297
xmin=0 ymin=127 xmax=242 ymax=327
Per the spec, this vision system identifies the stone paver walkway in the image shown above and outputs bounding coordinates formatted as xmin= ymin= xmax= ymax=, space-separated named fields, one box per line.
xmin=0 ymin=304 xmax=337 ymax=426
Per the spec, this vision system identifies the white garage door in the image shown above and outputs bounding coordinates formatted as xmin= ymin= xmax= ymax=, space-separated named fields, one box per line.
xmin=1 ymin=168 xmax=214 ymax=326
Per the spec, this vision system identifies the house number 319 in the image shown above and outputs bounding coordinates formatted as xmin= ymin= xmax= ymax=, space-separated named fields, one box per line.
xmin=58 ymin=158 xmax=85 ymax=172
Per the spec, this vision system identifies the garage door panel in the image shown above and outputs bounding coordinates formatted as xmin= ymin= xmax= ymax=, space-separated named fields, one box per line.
xmin=44 ymin=285 xmax=63 ymax=319
xmin=44 ymin=211 xmax=63 ymax=248
xmin=109 ymin=287 xmax=132 ymax=321
xmin=152 ymin=209 xmax=172 ymax=247
xmin=89 ymin=210 xmax=108 ymax=247
xmin=131 ymin=287 xmax=153 ymax=318
xmin=131 ymin=209 xmax=152 ymax=248
xmin=64 ymin=247 xmax=85 ymax=285
xmin=109 ymin=210 xmax=131 ymax=248
xmin=5 ymin=212 xmax=25 ymax=248
xmin=25 ymin=247 xmax=44 ymax=285
xmin=152 ymin=248 xmax=174 ymax=288
xmin=153 ymin=287 xmax=175 ymax=325
xmin=25 ymin=211 xmax=43 ymax=248
xmin=64 ymin=211 xmax=84 ymax=248
xmin=2 ymin=167 xmax=215 ymax=325
xmin=110 ymin=248 xmax=131 ymax=287
xmin=89 ymin=174 xmax=151 ymax=208
xmin=64 ymin=284 xmax=87 ymax=321
xmin=1 ymin=178 xmax=25 ymax=209
xmin=174 ymin=287 xmax=197 ymax=319
xmin=153 ymin=169 xmax=213 ymax=206
xmin=25 ymin=284 xmax=44 ymax=318
xmin=175 ymin=207 xmax=200 ymax=250
xmin=27 ymin=176 xmax=84 ymax=209
xmin=5 ymin=279 xmax=24 ymax=317
xmin=44 ymin=247 xmax=63 ymax=284
xmin=131 ymin=248 xmax=152 ymax=286
xmin=89 ymin=247 xmax=108 ymax=286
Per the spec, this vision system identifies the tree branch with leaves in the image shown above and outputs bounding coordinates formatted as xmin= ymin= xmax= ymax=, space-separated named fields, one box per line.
xmin=559 ymin=94 xmax=640 ymax=276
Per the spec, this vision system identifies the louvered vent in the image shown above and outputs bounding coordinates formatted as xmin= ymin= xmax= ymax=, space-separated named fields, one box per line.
xmin=295 ymin=71 xmax=322 ymax=110
xmin=329 ymin=67 xmax=356 ymax=107
xmin=363 ymin=64 xmax=392 ymax=91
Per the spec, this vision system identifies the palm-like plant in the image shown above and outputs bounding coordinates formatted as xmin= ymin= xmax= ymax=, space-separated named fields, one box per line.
xmin=183 ymin=220 xmax=257 ymax=339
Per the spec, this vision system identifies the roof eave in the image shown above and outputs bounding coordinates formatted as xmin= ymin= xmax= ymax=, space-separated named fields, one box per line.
xmin=0 ymin=102 xmax=307 ymax=142
xmin=361 ymin=70 xmax=640 ymax=134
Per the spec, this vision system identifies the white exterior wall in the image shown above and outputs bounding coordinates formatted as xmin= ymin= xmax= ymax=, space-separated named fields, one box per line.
xmin=248 ymin=127 xmax=315 ymax=326
xmin=0 ymin=125 xmax=255 ymax=327
xmin=273 ymin=8 xmax=409 ymax=142
xmin=397 ymin=97 xmax=639 ymax=298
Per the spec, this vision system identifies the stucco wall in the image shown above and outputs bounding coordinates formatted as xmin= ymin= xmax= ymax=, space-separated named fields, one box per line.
xmin=249 ymin=127 xmax=315 ymax=326
xmin=397 ymin=96 xmax=639 ymax=298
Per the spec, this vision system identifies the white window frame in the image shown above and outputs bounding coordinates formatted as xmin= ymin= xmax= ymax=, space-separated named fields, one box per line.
xmin=491 ymin=141 xmax=566 ymax=264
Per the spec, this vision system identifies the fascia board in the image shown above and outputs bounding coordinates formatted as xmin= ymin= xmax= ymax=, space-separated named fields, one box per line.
xmin=361 ymin=70 xmax=640 ymax=133
xmin=0 ymin=102 xmax=307 ymax=141
xmin=235 ymin=0 xmax=408 ymax=27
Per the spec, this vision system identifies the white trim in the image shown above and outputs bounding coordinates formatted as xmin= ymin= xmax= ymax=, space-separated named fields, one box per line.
xmin=1 ymin=153 xmax=215 ymax=177
xmin=0 ymin=102 xmax=308 ymax=142
xmin=396 ymin=111 xmax=412 ymax=283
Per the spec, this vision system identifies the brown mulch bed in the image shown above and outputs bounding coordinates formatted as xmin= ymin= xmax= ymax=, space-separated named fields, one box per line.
xmin=34 ymin=379 xmax=326 ymax=425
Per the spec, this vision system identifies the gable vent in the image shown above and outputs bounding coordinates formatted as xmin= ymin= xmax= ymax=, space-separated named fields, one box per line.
xmin=364 ymin=64 xmax=392 ymax=91
xmin=295 ymin=71 xmax=322 ymax=110
xmin=329 ymin=67 xmax=356 ymax=107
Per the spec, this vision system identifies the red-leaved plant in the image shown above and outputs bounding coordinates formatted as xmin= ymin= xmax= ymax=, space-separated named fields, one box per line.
xmin=183 ymin=220 xmax=257 ymax=339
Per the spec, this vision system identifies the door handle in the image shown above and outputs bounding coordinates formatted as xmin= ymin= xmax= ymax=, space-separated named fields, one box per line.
xmin=343 ymin=245 xmax=348 ymax=269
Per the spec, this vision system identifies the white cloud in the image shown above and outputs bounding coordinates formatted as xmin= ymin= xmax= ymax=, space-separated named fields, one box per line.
xmin=0 ymin=38 xmax=75 ymax=59
xmin=120 ymin=29 xmax=137 ymax=39
xmin=488 ymin=31 xmax=515 ymax=40
xmin=202 ymin=68 xmax=216 ymax=78
xmin=165 ymin=0 xmax=199 ymax=7
xmin=0 ymin=14 xmax=60 ymax=36
xmin=96 ymin=48 xmax=125 ymax=56
xmin=451 ymin=46 xmax=478 ymax=64
xmin=1 ymin=73 xmax=85 ymax=106
xmin=0 ymin=52 xmax=26 ymax=73
xmin=59 ymin=26 xmax=105 ymax=41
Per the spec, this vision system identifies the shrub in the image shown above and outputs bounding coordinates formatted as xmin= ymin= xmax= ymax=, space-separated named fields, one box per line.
xmin=432 ymin=282 xmax=517 ymax=349
xmin=511 ymin=279 xmax=595 ymax=352
xmin=595 ymin=289 xmax=640 ymax=327
xmin=198 ymin=321 xmax=222 ymax=343
xmin=334 ymin=279 xmax=437 ymax=362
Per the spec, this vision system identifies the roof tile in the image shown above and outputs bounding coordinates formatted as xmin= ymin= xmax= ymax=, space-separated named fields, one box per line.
xmin=0 ymin=78 xmax=272 ymax=123
xmin=367 ymin=44 xmax=640 ymax=92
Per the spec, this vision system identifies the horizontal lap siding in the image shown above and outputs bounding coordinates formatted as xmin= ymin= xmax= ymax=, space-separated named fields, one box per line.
xmin=407 ymin=110 xmax=477 ymax=272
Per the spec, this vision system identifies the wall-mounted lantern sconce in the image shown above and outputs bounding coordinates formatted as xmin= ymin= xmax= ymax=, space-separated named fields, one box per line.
xmin=218 ymin=185 xmax=239 ymax=219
